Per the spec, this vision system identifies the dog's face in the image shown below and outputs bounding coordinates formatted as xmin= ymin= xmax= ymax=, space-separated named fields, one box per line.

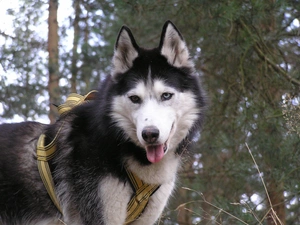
xmin=110 ymin=21 xmax=201 ymax=163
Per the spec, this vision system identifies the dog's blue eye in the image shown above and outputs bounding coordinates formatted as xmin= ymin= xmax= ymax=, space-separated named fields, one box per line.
xmin=129 ymin=95 xmax=141 ymax=104
xmin=161 ymin=93 xmax=173 ymax=101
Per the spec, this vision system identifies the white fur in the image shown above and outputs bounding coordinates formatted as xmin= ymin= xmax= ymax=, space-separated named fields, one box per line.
xmin=56 ymin=75 xmax=199 ymax=225
xmin=60 ymin=23 xmax=198 ymax=225
xmin=161 ymin=23 xmax=194 ymax=69
xmin=98 ymin=176 xmax=132 ymax=224
xmin=109 ymin=72 xmax=200 ymax=223
xmin=132 ymin=81 xmax=176 ymax=149
xmin=98 ymin=172 xmax=176 ymax=225
xmin=111 ymin=78 xmax=199 ymax=158
xmin=130 ymin=178 xmax=175 ymax=225
xmin=0 ymin=22 xmax=203 ymax=225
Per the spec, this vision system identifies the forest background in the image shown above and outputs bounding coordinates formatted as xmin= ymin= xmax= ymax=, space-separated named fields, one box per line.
xmin=0 ymin=0 xmax=300 ymax=224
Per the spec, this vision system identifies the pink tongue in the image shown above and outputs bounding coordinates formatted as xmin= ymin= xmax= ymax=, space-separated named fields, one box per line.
xmin=146 ymin=145 xmax=164 ymax=163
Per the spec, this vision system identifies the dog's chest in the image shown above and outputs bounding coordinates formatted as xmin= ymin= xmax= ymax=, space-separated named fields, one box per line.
xmin=98 ymin=175 xmax=175 ymax=225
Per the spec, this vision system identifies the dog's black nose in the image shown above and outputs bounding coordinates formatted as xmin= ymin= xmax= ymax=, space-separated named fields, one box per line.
xmin=142 ymin=126 xmax=159 ymax=143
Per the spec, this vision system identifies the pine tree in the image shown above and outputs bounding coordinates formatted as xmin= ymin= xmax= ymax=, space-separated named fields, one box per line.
xmin=48 ymin=0 xmax=60 ymax=124
xmin=1 ymin=1 xmax=300 ymax=224
xmin=105 ymin=1 xmax=300 ymax=224
xmin=0 ymin=0 xmax=48 ymax=121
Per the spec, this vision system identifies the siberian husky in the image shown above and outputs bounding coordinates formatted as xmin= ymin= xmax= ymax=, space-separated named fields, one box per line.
xmin=0 ymin=21 xmax=206 ymax=225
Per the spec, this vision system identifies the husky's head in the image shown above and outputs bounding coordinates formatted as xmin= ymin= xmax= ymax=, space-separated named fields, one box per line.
xmin=110 ymin=21 xmax=205 ymax=164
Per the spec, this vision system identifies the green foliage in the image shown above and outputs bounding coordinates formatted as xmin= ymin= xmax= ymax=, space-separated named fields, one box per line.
xmin=1 ymin=0 xmax=300 ymax=224
xmin=110 ymin=1 xmax=300 ymax=224
xmin=0 ymin=0 xmax=48 ymax=121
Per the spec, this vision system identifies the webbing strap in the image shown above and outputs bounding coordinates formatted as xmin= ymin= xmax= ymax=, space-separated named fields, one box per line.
xmin=37 ymin=134 xmax=62 ymax=214
xmin=57 ymin=90 xmax=98 ymax=115
xmin=125 ymin=168 xmax=160 ymax=224
xmin=36 ymin=91 xmax=97 ymax=214
xmin=37 ymin=90 xmax=160 ymax=223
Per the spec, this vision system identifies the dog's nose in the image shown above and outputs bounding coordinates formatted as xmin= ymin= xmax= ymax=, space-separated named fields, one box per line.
xmin=142 ymin=126 xmax=159 ymax=143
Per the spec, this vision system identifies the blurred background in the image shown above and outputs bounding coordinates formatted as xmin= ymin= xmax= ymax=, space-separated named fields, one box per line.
xmin=0 ymin=1 xmax=300 ymax=224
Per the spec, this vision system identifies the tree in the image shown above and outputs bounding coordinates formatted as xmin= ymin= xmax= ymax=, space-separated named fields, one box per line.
xmin=48 ymin=0 xmax=60 ymax=124
xmin=1 ymin=1 xmax=300 ymax=224
xmin=0 ymin=0 xmax=48 ymax=122
xmin=106 ymin=1 xmax=300 ymax=224
xmin=62 ymin=0 xmax=117 ymax=95
xmin=71 ymin=0 xmax=80 ymax=93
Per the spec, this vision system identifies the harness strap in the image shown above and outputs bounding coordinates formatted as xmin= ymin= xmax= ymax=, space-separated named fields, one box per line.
xmin=36 ymin=91 xmax=96 ymax=214
xmin=37 ymin=90 xmax=160 ymax=224
xmin=37 ymin=133 xmax=62 ymax=214
xmin=125 ymin=168 xmax=160 ymax=224
xmin=57 ymin=90 xmax=98 ymax=115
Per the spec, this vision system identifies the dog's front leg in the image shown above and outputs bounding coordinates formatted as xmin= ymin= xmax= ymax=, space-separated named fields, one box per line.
xmin=130 ymin=179 xmax=175 ymax=225
xmin=98 ymin=175 xmax=132 ymax=224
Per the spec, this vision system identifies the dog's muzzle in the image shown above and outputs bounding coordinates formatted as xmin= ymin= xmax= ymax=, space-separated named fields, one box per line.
xmin=141 ymin=126 xmax=168 ymax=163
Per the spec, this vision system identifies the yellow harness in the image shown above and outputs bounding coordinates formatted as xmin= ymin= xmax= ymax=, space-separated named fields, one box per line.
xmin=125 ymin=168 xmax=159 ymax=224
xmin=36 ymin=91 xmax=160 ymax=224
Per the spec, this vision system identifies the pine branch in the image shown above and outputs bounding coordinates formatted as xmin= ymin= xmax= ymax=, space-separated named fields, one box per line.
xmin=239 ymin=19 xmax=300 ymax=87
xmin=0 ymin=31 xmax=15 ymax=39
xmin=254 ymin=43 xmax=300 ymax=86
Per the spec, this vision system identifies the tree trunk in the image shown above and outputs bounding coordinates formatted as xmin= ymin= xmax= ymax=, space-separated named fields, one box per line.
xmin=71 ymin=0 xmax=80 ymax=93
xmin=82 ymin=6 xmax=92 ymax=92
xmin=48 ymin=0 xmax=59 ymax=124
xmin=267 ymin=180 xmax=286 ymax=225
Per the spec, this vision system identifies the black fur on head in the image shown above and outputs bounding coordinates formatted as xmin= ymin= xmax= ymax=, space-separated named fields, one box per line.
xmin=112 ymin=20 xmax=195 ymax=79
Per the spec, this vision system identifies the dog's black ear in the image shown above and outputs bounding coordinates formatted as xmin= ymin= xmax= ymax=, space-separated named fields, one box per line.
xmin=159 ymin=21 xmax=194 ymax=69
xmin=112 ymin=26 xmax=139 ymax=77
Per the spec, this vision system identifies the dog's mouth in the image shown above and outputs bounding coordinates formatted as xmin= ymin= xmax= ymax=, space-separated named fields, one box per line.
xmin=146 ymin=143 xmax=168 ymax=164
xmin=143 ymin=122 xmax=175 ymax=164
